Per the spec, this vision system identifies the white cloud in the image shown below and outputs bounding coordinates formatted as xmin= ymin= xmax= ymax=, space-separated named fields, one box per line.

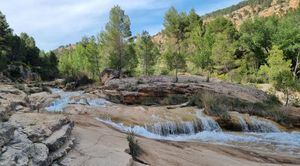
xmin=0 ymin=0 xmax=173 ymax=50
xmin=0 ymin=0 xmax=241 ymax=50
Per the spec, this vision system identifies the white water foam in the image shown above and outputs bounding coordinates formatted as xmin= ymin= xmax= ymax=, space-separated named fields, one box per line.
xmin=196 ymin=109 xmax=222 ymax=131
xmin=45 ymin=88 xmax=109 ymax=112
xmin=96 ymin=117 xmax=300 ymax=156
xmin=235 ymin=113 xmax=249 ymax=132
xmin=250 ymin=116 xmax=280 ymax=133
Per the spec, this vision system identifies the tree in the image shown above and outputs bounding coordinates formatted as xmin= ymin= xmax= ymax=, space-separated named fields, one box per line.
xmin=84 ymin=36 xmax=100 ymax=79
xmin=101 ymin=6 xmax=134 ymax=76
xmin=0 ymin=11 xmax=12 ymax=70
xmin=274 ymin=70 xmax=299 ymax=106
xmin=211 ymin=33 xmax=236 ymax=74
xmin=259 ymin=46 xmax=291 ymax=82
xmin=135 ymin=31 xmax=159 ymax=76
xmin=163 ymin=7 xmax=188 ymax=82
xmin=19 ymin=33 xmax=41 ymax=67
xmin=240 ymin=17 xmax=276 ymax=71
xmin=274 ymin=10 xmax=300 ymax=79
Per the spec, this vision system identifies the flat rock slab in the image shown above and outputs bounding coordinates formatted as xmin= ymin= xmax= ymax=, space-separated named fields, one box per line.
xmin=61 ymin=115 xmax=300 ymax=166
xmin=9 ymin=113 xmax=70 ymax=142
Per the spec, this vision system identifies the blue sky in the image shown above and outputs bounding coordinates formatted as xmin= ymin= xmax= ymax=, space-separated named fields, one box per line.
xmin=0 ymin=0 xmax=242 ymax=51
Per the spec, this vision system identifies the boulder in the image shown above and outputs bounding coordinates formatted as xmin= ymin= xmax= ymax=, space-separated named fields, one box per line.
xmin=28 ymin=92 xmax=60 ymax=111
xmin=0 ymin=106 xmax=11 ymax=122
xmin=43 ymin=123 xmax=74 ymax=152
xmin=101 ymin=76 xmax=270 ymax=106
xmin=0 ymin=122 xmax=15 ymax=151
xmin=0 ymin=130 xmax=49 ymax=166
xmin=99 ymin=68 xmax=120 ymax=85
xmin=0 ymin=113 xmax=74 ymax=165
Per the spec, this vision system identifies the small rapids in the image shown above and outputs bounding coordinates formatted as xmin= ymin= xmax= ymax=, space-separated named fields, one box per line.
xmin=44 ymin=89 xmax=300 ymax=156
xmin=196 ymin=109 xmax=221 ymax=132
xmin=45 ymin=88 xmax=109 ymax=112
xmin=96 ymin=117 xmax=300 ymax=156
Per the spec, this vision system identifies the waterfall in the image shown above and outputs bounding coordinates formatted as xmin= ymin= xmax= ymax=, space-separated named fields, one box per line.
xmin=145 ymin=121 xmax=198 ymax=136
xmin=235 ymin=113 xmax=249 ymax=132
xmin=249 ymin=117 xmax=280 ymax=133
xmin=196 ymin=109 xmax=222 ymax=132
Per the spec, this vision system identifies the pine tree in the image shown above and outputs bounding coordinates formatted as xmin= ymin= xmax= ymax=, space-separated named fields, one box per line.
xmin=163 ymin=7 xmax=188 ymax=82
xmin=101 ymin=6 xmax=134 ymax=76
xmin=0 ymin=11 xmax=12 ymax=70
xmin=135 ymin=31 xmax=159 ymax=76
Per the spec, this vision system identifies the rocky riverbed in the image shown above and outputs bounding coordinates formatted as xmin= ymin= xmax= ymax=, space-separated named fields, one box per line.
xmin=0 ymin=76 xmax=300 ymax=166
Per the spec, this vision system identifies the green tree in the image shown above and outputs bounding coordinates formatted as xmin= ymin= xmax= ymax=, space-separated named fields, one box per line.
xmin=274 ymin=10 xmax=300 ymax=78
xmin=240 ymin=17 xmax=276 ymax=71
xmin=19 ymin=33 xmax=41 ymax=67
xmin=135 ymin=31 xmax=159 ymax=76
xmin=274 ymin=70 xmax=299 ymax=106
xmin=101 ymin=6 xmax=134 ymax=76
xmin=211 ymin=33 xmax=236 ymax=74
xmin=0 ymin=11 xmax=12 ymax=70
xmin=259 ymin=46 xmax=291 ymax=82
xmin=163 ymin=7 xmax=188 ymax=82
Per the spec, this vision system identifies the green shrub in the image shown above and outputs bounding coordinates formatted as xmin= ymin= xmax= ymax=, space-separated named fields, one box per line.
xmin=127 ymin=132 xmax=141 ymax=160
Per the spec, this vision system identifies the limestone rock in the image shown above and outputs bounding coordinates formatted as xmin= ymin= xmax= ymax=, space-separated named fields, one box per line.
xmin=43 ymin=123 xmax=74 ymax=152
xmin=28 ymin=92 xmax=60 ymax=111
xmin=0 ymin=122 xmax=15 ymax=151
xmin=99 ymin=68 xmax=120 ymax=85
xmin=0 ymin=130 xmax=46 ymax=166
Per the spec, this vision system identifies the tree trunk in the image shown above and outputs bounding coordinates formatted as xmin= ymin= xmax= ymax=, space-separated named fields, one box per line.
xmin=206 ymin=71 xmax=210 ymax=82
xmin=175 ymin=67 xmax=178 ymax=83
xmin=293 ymin=52 xmax=299 ymax=79
xmin=285 ymin=90 xmax=289 ymax=106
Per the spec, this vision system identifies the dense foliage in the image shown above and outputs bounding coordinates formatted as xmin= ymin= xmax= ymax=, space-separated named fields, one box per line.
xmin=57 ymin=6 xmax=299 ymax=92
xmin=0 ymin=11 xmax=58 ymax=81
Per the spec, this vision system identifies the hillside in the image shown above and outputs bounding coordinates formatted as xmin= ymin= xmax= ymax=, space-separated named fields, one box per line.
xmin=152 ymin=0 xmax=300 ymax=49
xmin=204 ymin=0 xmax=300 ymax=27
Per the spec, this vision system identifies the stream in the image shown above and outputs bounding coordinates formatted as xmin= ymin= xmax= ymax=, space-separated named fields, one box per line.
xmin=45 ymin=88 xmax=300 ymax=157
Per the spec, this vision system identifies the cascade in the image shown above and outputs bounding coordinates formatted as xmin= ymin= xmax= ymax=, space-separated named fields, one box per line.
xmin=249 ymin=117 xmax=280 ymax=133
xmin=235 ymin=113 xmax=249 ymax=132
xmin=196 ymin=109 xmax=222 ymax=132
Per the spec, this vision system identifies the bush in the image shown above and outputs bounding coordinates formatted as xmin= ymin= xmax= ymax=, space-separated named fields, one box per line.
xmin=191 ymin=92 xmax=230 ymax=118
xmin=127 ymin=132 xmax=141 ymax=160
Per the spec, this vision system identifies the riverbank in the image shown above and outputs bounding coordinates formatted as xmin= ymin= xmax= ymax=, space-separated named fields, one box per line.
xmin=1 ymin=75 xmax=300 ymax=165
xmin=61 ymin=115 xmax=300 ymax=166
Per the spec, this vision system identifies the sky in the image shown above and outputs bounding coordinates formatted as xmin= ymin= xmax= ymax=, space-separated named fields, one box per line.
xmin=0 ymin=0 xmax=242 ymax=51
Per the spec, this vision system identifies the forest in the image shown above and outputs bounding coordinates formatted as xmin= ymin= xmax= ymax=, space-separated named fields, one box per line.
xmin=0 ymin=5 xmax=299 ymax=102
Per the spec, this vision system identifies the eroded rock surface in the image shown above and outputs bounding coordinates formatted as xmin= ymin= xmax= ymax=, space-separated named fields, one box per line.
xmin=0 ymin=113 xmax=74 ymax=166
xmin=101 ymin=76 xmax=270 ymax=105
xmin=0 ymin=83 xmax=74 ymax=166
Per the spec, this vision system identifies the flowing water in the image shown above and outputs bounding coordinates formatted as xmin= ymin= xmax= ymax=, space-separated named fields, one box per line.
xmin=235 ymin=113 xmax=249 ymax=132
xmin=196 ymin=109 xmax=222 ymax=131
xmin=45 ymin=88 xmax=109 ymax=112
xmin=45 ymin=89 xmax=300 ymax=157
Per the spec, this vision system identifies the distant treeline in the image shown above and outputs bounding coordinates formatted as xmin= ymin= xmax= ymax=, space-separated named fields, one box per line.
xmin=0 ymin=11 xmax=59 ymax=81
xmin=204 ymin=0 xmax=275 ymax=18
